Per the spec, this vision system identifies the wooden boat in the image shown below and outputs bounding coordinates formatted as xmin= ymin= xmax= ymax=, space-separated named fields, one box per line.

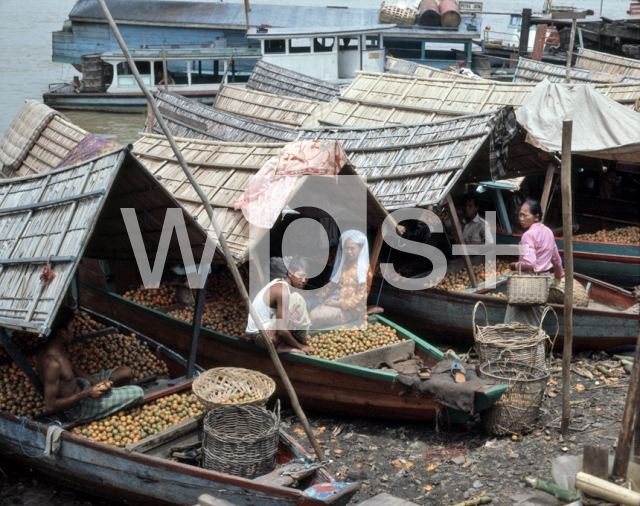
xmin=78 ymin=276 xmax=507 ymax=424
xmin=497 ymin=214 xmax=640 ymax=288
xmin=43 ymin=47 xmax=261 ymax=113
xmin=0 ymin=320 xmax=359 ymax=506
xmin=370 ymin=271 xmax=639 ymax=350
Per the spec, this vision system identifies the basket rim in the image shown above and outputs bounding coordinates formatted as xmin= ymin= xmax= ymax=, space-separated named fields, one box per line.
xmin=192 ymin=367 xmax=276 ymax=407
xmin=479 ymin=360 xmax=550 ymax=382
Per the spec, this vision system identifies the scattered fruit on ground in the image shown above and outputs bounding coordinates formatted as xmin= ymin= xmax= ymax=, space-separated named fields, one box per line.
xmin=66 ymin=333 xmax=169 ymax=379
xmin=435 ymin=260 xmax=512 ymax=291
xmin=220 ymin=391 xmax=260 ymax=404
xmin=0 ymin=357 xmax=43 ymax=419
xmin=308 ymin=322 xmax=402 ymax=361
xmin=578 ymin=226 xmax=640 ymax=245
xmin=70 ymin=392 xmax=204 ymax=447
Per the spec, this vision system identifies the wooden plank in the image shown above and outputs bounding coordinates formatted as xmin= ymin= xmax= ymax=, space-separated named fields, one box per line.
xmin=337 ymin=339 xmax=415 ymax=368
xmin=583 ymin=444 xmax=609 ymax=479
xmin=445 ymin=194 xmax=477 ymax=288
xmin=540 ymin=161 xmax=556 ymax=222
xmin=125 ymin=413 xmax=204 ymax=454
xmin=531 ymin=24 xmax=548 ymax=62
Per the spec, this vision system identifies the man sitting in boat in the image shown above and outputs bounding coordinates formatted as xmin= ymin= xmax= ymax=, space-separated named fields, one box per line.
xmin=155 ymin=71 xmax=174 ymax=86
xmin=460 ymin=193 xmax=494 ymax=245
xmin=245 ymin=257 xmax=314 ymax=355
xmin=37 ymin=307 xmax=144 ymax=423
xmin=310 ymin=230 xmax=372 ymax=328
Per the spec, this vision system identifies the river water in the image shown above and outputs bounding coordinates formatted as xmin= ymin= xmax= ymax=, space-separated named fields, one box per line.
xmin=0 ymin=0 xmax=634 ymax=144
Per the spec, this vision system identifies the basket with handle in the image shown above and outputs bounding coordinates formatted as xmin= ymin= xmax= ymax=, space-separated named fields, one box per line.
xmin=478 ymin=361 xmax=549 ymax=436
xmin=473 ymin=301 xmax=558 ymax=370
xmin=380 ymin=0 xmax=419 ymax=24
xmin=547 ymin=274 xmax=589 ymax=307
xmin=192 ymin=367 xmax=276 ymax=411
xmin=202 ymin=400 xmax=280 ymax=478
xmin=507 ymin=265 xmax=551 ymax=306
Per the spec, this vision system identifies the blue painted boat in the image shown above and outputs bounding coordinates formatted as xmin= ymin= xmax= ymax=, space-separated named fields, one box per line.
xmin=371 ymin=272 xmax=639 ymax=350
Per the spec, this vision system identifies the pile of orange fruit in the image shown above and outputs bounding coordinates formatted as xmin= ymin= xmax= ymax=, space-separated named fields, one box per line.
xmin=435 ymin=260 xmax=511 ymax=291
xmin=168 ymin=299 xmax=247 ymax=337
xmin=123 ymin=282 xmax=181 ymax=309
xmin=0 ymin=357 xmax=43 ymax=419
xmin=70 ymin=392 xmax=204 ymax=447
xmin=578 ymin=226 xmax=640 ymax=245
xmin=66 ymin=333 xmax=169 ymax=380
xmin=72 ymin=309 xmax=106 ymax=337
xmin=308 ymin=322 xmax=402 ymax=361
xmin=220 ymin=391 xmax=260 ymax=404
xmin=0 ymin=332 xmax=43 ymax=359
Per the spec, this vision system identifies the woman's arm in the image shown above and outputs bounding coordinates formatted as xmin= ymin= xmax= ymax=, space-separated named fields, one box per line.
xmin=551 ymin=244 xmax=564 ymax=278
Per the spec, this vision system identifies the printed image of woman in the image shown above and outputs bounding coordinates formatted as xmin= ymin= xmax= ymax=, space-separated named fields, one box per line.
xmin=310 ymin=230 xmax=373 ymax=328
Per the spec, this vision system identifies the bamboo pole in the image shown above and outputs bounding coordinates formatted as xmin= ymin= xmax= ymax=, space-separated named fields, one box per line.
xmin=565 ymin=19 xmax=577 ymax=83
xmin=96 ymin=0 xmax=325 ymax=462
xmin=612 ymin=301 xmax=640 ymax=477
xmin=243 ymin=0 xmax=251 ymax=30
xmin=162 ymin=45 xmax=168 ymax=91
xmin=560 ymin=120 xmax=574 ymax=435
xmin=576 ymin=472 xmax=640 ymax=505
xmin=445 ymin=194 xmax=477 ymax=288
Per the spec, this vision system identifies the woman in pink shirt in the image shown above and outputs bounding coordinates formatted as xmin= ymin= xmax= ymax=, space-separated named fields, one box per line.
xmin=504 ymin=199 xmax=564 ymax=326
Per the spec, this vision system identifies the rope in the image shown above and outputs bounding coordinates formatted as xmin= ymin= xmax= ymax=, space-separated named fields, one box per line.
xmin=39 ymin=255 xmax=56 ymax=288
xmin=19 ymin=417 xmax=45 ymax=458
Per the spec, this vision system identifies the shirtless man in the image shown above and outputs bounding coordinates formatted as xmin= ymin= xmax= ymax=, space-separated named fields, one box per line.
xmin=37 ymin=307 xmax=144 ymax=423
xmin=245 ymin=257 xmax=314 ymax=355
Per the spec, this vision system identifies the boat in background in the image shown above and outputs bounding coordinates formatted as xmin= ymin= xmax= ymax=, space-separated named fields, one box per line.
xmin=44 ymin=46 xmax=261 ymax=113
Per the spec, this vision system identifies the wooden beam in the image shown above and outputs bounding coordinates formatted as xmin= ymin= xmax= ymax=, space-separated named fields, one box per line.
xmin=531 ymin=24 xmax=547 ymax=61
xmin=560 ymin=119 xmax=574 ymax=435
xmin=540 ymin=161 xmax=556 ymax=222
xmin=445 ymin=194 xmax=477 ymax=288
xmin=566 ymin=18 xmax=578 ymax=83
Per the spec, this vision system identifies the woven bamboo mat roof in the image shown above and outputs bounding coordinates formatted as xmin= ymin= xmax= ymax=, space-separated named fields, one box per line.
xmin=150 ymin=90 xmax=298 ymax=143
xmin=1 ymin=108 xmax=89 ymax=179
xmin=514 ymin=57 xmax=640 ymax=84
xmin=576 ymin=48 xmax=640 ymax=79
xmin=0 ymin=149 xmax=214 ymax=335
xmin=214 ymin=85 xmax=322 ymax=127
xmin=306 ymin=71 xmax=640 ymax=127
xmin=132 ymin=134 xmax=388 ymax=264
xmin=247 ymin=60 xmax=341 ymax=102
xmin=386 ymin=57 xmax=474 ymax=80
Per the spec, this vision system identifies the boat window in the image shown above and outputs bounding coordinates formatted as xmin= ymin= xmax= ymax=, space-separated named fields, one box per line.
xmin=152 ymin=61 xmax=189 ymax=85
xmin=508 ymin=15 xmax=522 ymax=27
xmin=264 ymin=39 xmax=286 ymax=54
xmin=135 ymin=61 xmax=151 ymax=74
xmin=339 ymin=37 xmax=359 ymax=51
xmin=313 ymin=37 xmax=335 ymax=52
xmin=366 ymin=35 xmax=380 ymax=49
xmin=289 ymin=38 xmax=311 ymax=54
xmin=116 ymin=62 xmax=130 ymax=75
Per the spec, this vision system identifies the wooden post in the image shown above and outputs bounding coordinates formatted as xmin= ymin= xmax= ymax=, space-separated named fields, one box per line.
xmin=612 ymin=301 xmax=640 ymax=477
xmin=187 ymin=283 xmax=208 ymax=380
xmin=146 ymin=100 xmax=155 ymax=133
xmin=96 ymin=0 xmax=325 ymax=462
xmin=560 ymin=119 xmax=574 ymax=435
xmin=445 ymin=194 xmax=477 ymax=288
xmin=243 ymin=0 xmax=251 ymax=30
xmin=540 ymin=162 xmax=556 ymax=223
xmin=0 ymin=328 xmax=44 ymax=395
xmin=551 ymin=11 xmax=587 ymax=83
xmin=162 ymin=45 xmax=169 ymax=91
xmin=531 ymin=24 xmax=547 ymax=61
xmin=518 ymin=8 xmax=532 ymax=54
xmin=369 ymin=225 xmax=384 ymax=289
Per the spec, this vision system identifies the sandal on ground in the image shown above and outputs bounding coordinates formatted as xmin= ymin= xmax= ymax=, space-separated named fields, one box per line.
xmin=418 ymin=366 xmax=432 ymax=380
xmin=451 ymin=362 xmax=466 ymax=383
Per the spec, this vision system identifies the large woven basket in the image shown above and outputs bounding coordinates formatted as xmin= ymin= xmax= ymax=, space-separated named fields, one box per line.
xmin=507 ymin=266 xmax=551 ymax=306
xmin=192 ymin=367 xmax=276 ymax=411
xmin=547 ymin=275 xmax=589 ymax=307
xmin=479 ymin=361 xmax=549 ymax=436
xmin=473 ymin=301 xmax=558 ymax=370
xmin=202 ymin=401 xmax=280 ymax=479
xmin=380 ymin=0 xmax=418 ymax=25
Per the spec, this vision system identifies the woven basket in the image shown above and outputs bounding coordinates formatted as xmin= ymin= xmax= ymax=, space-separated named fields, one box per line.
xmin=473 ymin=301 xmax=558 ymax=370
xmin=202 ymin=401 xmax=280 ymax=478
xmin=547 ymin=275 xmax=589 ymax=307
xmin=507 ymin=266 xmax=550 ymax=306
xmin=380 ymin=0 xmax=418 ymax=25
xmin=479 ymin=361 xmax=549 ymax=436
xmin=192 ymin=367 xmax=275 ymax=411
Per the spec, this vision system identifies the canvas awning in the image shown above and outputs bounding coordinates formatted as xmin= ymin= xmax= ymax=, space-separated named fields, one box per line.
xmin=517 ymin=81 xmax=640 ymax=162
xmin=0 ymin=149 xmax=221 ymax=335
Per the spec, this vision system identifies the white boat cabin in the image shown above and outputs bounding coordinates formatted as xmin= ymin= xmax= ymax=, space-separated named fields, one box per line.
xmin=100 ymin=46 xmax=262 ymax=93
xmin=247 ymin=25 xmax=393 ymax=81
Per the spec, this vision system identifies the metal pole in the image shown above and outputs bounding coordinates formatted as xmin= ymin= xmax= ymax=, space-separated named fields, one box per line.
xmin=560 ymin=120 xmax=574 ymax=435
xmin=519 ymin=8 xmax=532 ymax=54
xmin=187 ymin=282 xmax=208 ymax=380
xmin=96 ymin=0 xmax=325 ymax=461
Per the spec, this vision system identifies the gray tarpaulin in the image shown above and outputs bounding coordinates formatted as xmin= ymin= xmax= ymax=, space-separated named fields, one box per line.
xmin=517 ymin=80 xmax=640 ymax=161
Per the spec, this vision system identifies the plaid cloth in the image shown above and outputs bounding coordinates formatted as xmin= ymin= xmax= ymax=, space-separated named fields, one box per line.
xmin=64 ymin=369 xmax=144 ymax=424
xmin=488 ymin=106 xmax=518 ymax=181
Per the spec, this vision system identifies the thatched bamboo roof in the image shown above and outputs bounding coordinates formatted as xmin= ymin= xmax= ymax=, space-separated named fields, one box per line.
xmin=386 ymin=57 xmax=474 ymax=80
xmin=0 ymin=101 xmax=90 ymax=179
xmin=214 ymin=85 xmax=322 ymax=127
xmin=576 ymin=48 xmax=640 ymax=79
xmin=247 ymin=60 xmax=341 ymax=102
xmin=306 ymin=71 xmax=640 ymax=127
xmin=0 ymin=149 xmax=216 ymax=335
xmin=150 ymin=90 xmax=298 ymax=143
xmin=132 ymin=134 xmax=389 ymax=264
xmin=514 ymin=57 xmax=640 ymax=84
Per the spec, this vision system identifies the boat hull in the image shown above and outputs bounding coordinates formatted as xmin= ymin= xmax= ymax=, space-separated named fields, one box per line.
xmin=42 ymin=90 xmax=218 ymax=113
xmin=370 ymin=275 xmax=639 ymax=350
xmin=0 ymin=413 xmax=357 ymax=506
xmin=497 ymin=232 xmax=640 ymax=288
xmin=78 ymin=282 xmax=505 ymax=422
